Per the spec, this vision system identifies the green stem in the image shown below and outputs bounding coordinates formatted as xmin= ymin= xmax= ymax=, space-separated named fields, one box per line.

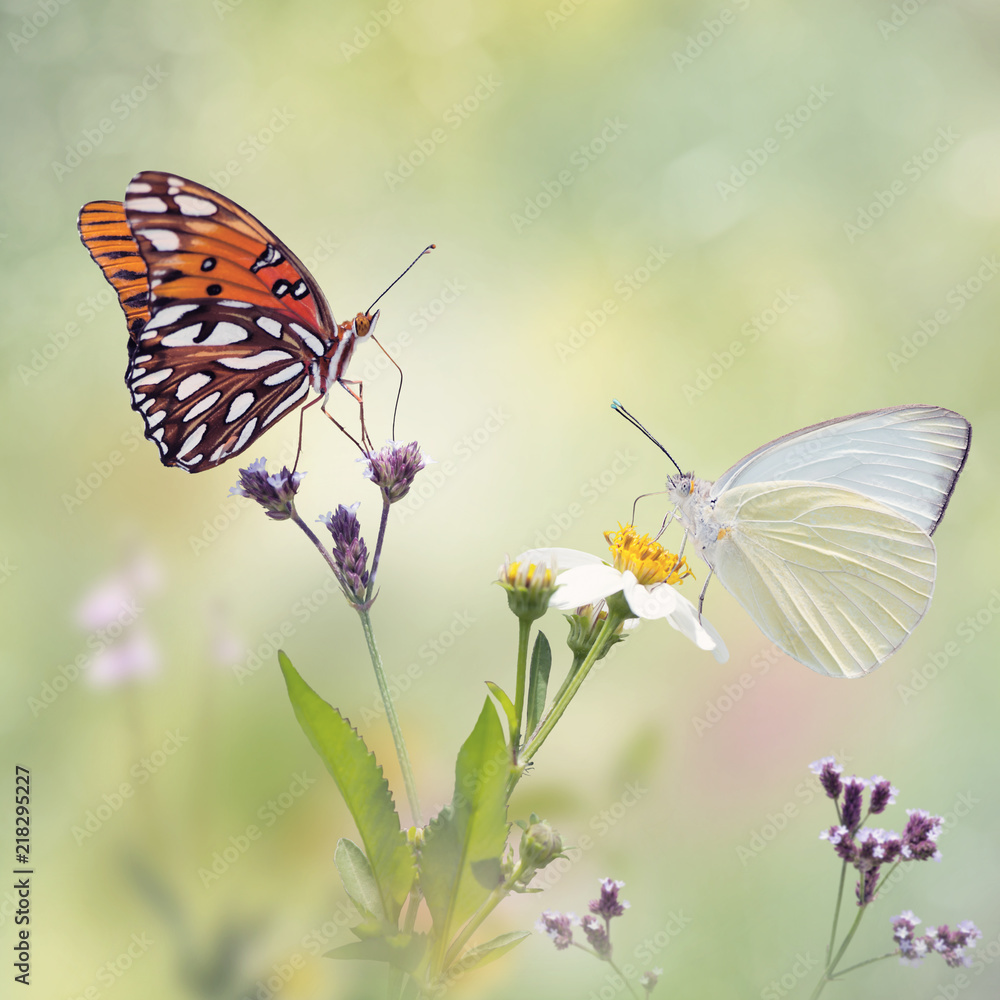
xmin=359 ymin=607 xmax=422 ymax=827
xmin=809 ymin=903 xmax=869 ymax=1000
xmin=366 ymin=495 xmax=391 ymax=603
xmin=440 ymin=862 xmax=528 ymax=973
xmin=510 ymin=618 xmax=531 ymax=761
xmin=569 ymin=945 xmax=640 ymax=999
xmin=550 ymin=651 xmax=584 ymax=707
xmin=826 ymin=860 xmax=847 ymax=962
xmin=519 ymin=609 xmax=625 ymax=768
xmin=833 ymin=952 xmax=897 ymax=977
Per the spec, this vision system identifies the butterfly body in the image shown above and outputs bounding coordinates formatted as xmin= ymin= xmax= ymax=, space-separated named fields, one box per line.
xmin=79 ymin=172 xmax=379 ymax=472
xmin=661 ymin=405 xmax=970 ymax=679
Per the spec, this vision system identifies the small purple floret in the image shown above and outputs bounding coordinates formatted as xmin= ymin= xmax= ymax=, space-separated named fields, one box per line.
xmin=589 ymin=878 xmax=629 ymax=920
xmin=362 ymin=440 xmax=428 ymax=503
xmin=231 ymin=458 xmax=303 ymax=520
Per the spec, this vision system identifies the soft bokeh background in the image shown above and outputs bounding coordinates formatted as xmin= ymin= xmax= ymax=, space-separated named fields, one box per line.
xmin=2 ymin=0 xmax=999 ymax=997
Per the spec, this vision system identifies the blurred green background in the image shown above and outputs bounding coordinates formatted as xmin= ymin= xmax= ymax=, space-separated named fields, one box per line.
xmin=2 ymin=0 xmax=1000 ymax=997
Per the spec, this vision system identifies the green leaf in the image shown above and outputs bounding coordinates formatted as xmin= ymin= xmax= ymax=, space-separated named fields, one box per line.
xmin=450 ymin=930 xmax=531 ymax=973
xmin=420 ymin=698 xmax=509 ymax=968
xmin=334 ymin=838 xmax=386 ymax=922
xmin=484 ymin=682 xmax=517 ymax=740
xmin=280 ymin=653 xmax=414 ymax=923
xmin=326 ymin=934 xmax=427 ymax=974
xmin=525 ymin=631 xmax=551 ymax=737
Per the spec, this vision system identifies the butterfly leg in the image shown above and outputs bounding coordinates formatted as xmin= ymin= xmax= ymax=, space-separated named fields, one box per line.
xmin=338 ymin=378 xmax=373 ymax=451
xmin=653 ymin=506 xmax=677 ymax=542
xmin=293 ymin=394 xmax=325 ymax=473
xmin=319 ymin=395 xmax=368 ymax=455
xmin=697 ymin=568 xmax=715 ymax=622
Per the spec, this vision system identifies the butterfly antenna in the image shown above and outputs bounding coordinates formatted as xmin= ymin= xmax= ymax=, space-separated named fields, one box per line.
xmin=372 ymin=336 xmax=404 ymax=440
xmin=366 ymin=244 xmax=436 ymax=315
xmin=629 ymin=489 xmax=669 ymax=525
xmin=611 ymin=399 xmax=683 ymax=474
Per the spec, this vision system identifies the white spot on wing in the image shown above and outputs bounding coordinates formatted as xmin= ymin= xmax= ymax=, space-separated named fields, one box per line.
xmin=177 ymin=423 xmax=207 ymax=458
xmin=133 ymin=368 xmax=172 ymax=387
xmin=167 ymin=176 xmax=185 ymax=186
xmin=144 ymin=303 xmax=199 ymax=331
xmin=218 ymin=300 xmax=253 ymax=308
xmin=162 ymin=321 xmax=248 ymax=348
xmin=264 ymin=362 xmax=305 ymax=385
xmin=226 ymin=392 xmax=256 ymax=423
xmin=148 ymin=410 xmax=166 ymax=428
xmin=290 ymin=323 xmax=326 ymax=357
xmin=175 ymin=194 xmax=217 ymax=217
xmin=184 ymin=391 xmax=222 ymax=421
xmin=137 ymin=229 xmax=180 ymax=251
xmin=256 ymin=316 xmax=283 ymax=338
xmin=126 ymin=181 xmax=151 ymax=193
xmin=158 ymin=323 xmax=202 ymax=346
xmin=176 ymin=372 xmax=212 ymax=400
xmin=180 ymin=454 xmax=204 ymax=466
xmin=219 ymin=350 xmax=293 ymax=370
xmin=126 ymin=196 xmax=168 ymax=213
xmin=262 ymin=378 xmax=311 ymax=426
xmin=231 ymin=417 xmax=258 ymax=454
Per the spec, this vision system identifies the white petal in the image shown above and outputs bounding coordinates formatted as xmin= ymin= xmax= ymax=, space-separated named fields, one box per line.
xmin=515 ymin=547 xmax=605 ymax=571
xmin=549 ymin=564 xmax=626 ymax=609
xmin=621 ymin=572 xmax=678 ymax=619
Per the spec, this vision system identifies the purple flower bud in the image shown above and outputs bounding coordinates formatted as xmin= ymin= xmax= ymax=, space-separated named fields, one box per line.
xmin=231 ymin=458 xmax=303 ymax=520
xmin=901 ymin=809 xmax=943 ymax=862
xmin=820 ymin=825 xmax=857 ymax=863
xmin=361 ymin=440 xmax=429 ymax=503
xmin=579 ymin=914 xmax=611 ymax=956
xmin=320 ymin=504 xmax=370 ymax=605
xmin=536 ymin=910 xmax=574 ymax=950
xmin=841 ymin=777 xmax=868 ymax=831
xmin=855 ymin=868 xmax=879 ymax=906
xmin=589 ymin=878 xmax=629 ymax=920
xmin=809 ymin=756 xmax=844 ymax=800
xmin=868 ymin=776 xmax=898 ymax=815
xmin=639 ymin=968 xmax=662 ymax=994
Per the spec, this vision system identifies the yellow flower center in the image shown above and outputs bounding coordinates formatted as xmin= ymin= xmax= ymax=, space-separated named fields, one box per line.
xmin=502 ymin=560 xmax=555 ymax=590
xmin=604 ymin=524 xmax=691 ymax=586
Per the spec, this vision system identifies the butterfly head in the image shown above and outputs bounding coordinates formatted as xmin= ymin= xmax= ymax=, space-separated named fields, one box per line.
xmin=665 ymin=471 xmax=697 ymax=500
xmin=353 ymin=309 xmax=380 ymax=342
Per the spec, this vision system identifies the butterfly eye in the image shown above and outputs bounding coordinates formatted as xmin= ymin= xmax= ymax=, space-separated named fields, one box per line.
xmin=355 ymin=309 xmax=379 ymax=341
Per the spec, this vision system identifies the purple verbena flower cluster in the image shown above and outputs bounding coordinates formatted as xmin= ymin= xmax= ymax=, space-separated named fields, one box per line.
xmin=892 ymin=911 xmax=982 ymax=968
xmin=811 ymin=758 xmax=938 ymax=905
xmin=320 ymin=503 xmax=370 ymax=606
xmin=537 ymin=878 xmax=660 ymax=991
xmin=231 ymin=458 xmax=303 ymax=520
xmin=361 ymin=440 xmax=429 ymax=503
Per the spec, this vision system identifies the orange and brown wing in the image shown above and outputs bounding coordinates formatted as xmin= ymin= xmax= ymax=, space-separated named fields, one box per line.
xmin=77 ymin=200 xmax=151 ymax=340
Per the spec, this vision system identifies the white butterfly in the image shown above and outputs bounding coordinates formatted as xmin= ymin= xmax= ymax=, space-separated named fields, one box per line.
xmin=616 ymin=404 xmax=971 ymax=679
